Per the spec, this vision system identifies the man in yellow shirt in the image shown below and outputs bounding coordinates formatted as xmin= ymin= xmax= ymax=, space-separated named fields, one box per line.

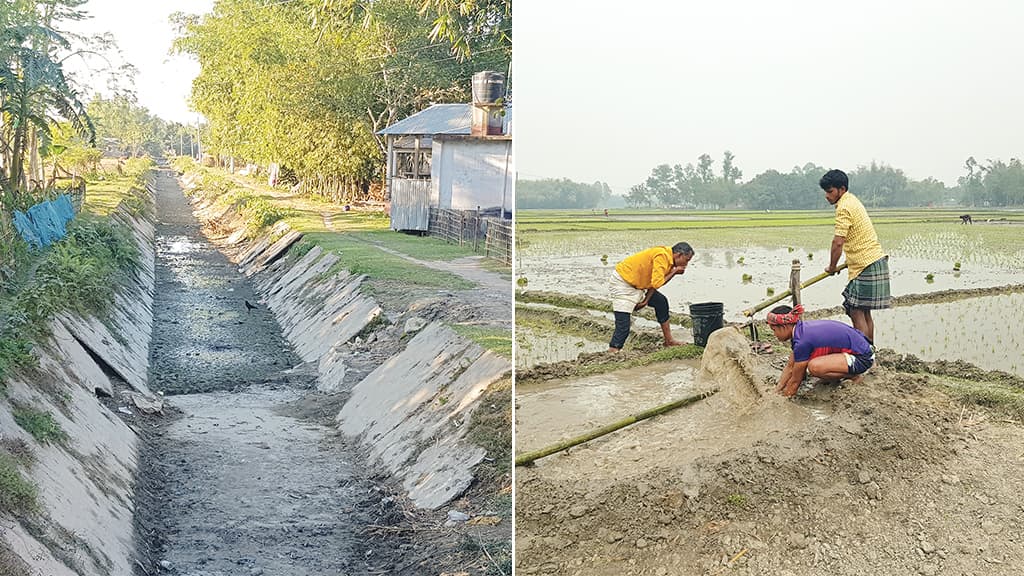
xmin=608 ymin=242 xmax=694 ymax=352
xmin=820 ymin=169 xmax=891 ymax=344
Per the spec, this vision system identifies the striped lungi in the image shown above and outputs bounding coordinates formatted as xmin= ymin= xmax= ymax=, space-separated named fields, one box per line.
xmin=842 ymin=256 xmax=891 ymax=311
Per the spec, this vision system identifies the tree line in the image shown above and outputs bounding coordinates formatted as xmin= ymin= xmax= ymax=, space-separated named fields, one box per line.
xmin=517 ymin=178 xmax=612 ymax=209
xmin=624 ymin=152 xmax=1024 ymax=209
xmin=172 ymin=0 xmax=510 ymax=201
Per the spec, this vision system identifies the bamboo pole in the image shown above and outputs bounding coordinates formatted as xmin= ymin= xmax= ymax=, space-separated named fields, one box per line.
xmin=514 ymin=389 xmax=718 ymax=467
xmin=741 ymin=263 xmax=847 ymax=317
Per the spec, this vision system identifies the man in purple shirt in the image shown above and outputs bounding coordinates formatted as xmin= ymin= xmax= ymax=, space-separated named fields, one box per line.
xmin=766 ymin=304 xmax=875 ymax=397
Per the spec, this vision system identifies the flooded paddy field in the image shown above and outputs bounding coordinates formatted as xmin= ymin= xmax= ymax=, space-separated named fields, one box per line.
xmin=834 ymin=292 xmax=1024 ymax=376
xmin=516 ymin=210 xmax=1024 ymax=371
xmin=518 ymin=216 xmax=1024 ymax=321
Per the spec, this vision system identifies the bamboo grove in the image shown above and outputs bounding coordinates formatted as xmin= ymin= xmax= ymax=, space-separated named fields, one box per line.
xmin=173 ymin=0 xmax=511 ymax=202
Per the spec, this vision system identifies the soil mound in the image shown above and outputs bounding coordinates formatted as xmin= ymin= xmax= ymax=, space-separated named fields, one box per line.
xmin=516 ymin=328 xmax=1024 ymax=575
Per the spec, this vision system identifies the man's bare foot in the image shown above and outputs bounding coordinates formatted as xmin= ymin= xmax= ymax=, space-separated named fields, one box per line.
xmin=845 ymin=374 xmax=865 ymax=385
xmin=607 ymin=347 xmax=621 ymax=353
xmin=663 ymin=340 xmax=684 ymax=348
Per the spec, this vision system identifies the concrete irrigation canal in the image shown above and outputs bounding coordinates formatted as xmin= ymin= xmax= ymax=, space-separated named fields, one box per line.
xmin=136 ymin=170 xmax=375 ymax=574
xmin=0 ymin=167 xmax=512 ymax=575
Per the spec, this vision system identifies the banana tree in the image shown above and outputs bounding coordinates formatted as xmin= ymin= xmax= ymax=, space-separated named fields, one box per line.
xmin=1 ymin=46 xmax=94 ymax=195
xmin=1 ymin=8 xmax=94 ymax=195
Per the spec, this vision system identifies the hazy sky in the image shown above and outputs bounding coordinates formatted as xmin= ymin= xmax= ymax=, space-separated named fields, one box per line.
xmin=515 ymin=1 xmax=1024 ymax=190
xmin=62 ymin=0 xmax=214 ymax=124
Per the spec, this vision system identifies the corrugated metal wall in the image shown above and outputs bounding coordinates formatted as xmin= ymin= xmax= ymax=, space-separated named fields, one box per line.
xmin=389 ymin=179 xmax=432 ymax=231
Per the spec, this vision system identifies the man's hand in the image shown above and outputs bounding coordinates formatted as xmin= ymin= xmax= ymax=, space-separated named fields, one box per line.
xmin=825 ymin=265 xmax=839 ymax=275
xmin=672 ymin=264 xmax=687 ymax=275
xmin=779 ymin=381 xmax=800 ymax=398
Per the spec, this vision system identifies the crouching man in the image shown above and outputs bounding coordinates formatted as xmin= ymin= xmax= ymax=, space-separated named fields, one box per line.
xmin=766 ymin=304 xmax=875 ymax=397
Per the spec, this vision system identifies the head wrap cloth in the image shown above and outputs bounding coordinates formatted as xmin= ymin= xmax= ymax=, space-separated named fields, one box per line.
xmin=766 ymin=304 xmax=804 ymax=326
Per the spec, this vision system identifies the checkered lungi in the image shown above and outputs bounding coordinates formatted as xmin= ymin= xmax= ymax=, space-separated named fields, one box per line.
xmin=842 ymin=256 xmax=891 ymax=312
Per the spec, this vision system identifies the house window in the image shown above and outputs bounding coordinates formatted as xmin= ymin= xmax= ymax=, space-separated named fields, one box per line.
xmin=395 ymin=150 xmax=431 ymax=180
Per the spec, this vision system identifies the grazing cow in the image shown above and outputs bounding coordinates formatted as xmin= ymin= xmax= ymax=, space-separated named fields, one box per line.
xmin=960 ymin=214 xmax=973 ymax=225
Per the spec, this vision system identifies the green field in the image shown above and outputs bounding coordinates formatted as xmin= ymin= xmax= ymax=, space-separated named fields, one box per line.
xmin=516 ymin=208 xmax=1024 ymax=267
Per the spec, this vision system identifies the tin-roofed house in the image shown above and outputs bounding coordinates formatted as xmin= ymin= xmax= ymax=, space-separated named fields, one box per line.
xmin=379 ymin=72 xmax=513 ymax=234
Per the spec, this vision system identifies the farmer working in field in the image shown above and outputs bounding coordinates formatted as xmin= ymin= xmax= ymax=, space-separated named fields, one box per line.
xmin=607 ymin=242 xmax=694 ymax=352
xmin=820 ymin=169 xmax=891 ymax=345
xmin=767 ymin=304 xmax=875 ymax=397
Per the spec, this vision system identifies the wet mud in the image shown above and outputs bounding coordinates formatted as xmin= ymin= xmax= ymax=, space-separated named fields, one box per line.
xmin=514 ymin=327 xmax=1024 ymax=575
xmin=515 ymin=361 xmax=702 ymax=453
xmin=148 ymin=173 xmax=298 ymax=395
xmin=135 ymin=170 xmax=392 ymax=575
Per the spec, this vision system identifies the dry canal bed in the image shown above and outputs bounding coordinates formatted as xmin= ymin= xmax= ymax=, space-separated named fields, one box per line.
xmin=135 ymin=170 xmax=395 ymax=575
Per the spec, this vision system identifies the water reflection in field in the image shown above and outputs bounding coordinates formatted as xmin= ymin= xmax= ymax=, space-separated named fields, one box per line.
xmin=831 ymin=293 xmax=1024 ymax=377
xmin=518 ymin=246 xmax=1023 ymax=323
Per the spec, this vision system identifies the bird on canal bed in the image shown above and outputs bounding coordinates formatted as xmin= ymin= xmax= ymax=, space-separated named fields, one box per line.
xmin=244 ymin=300 xmax=258 ymax=313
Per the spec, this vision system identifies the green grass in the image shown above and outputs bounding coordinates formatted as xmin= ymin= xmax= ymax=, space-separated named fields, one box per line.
xmin=15 ymin=215 xmax=138 ymax=329
xmin=936 ymin=378 xmax=1024 ymax=420
xmin=1 ymin=214 xmax=138 ymax=388
xmin=12 ymin=405 xmax=69 ymax=445
xmin=0 ymin=452 xmax=38 ymax=514
xmin=450 ymin=324 xmax=513 ymax=358
xmin=181 ymin=166 xmax=482 ymax=288
xmin=516 ymin=343 xmax=704 ymax=386
xmin=516 ymin=209 xmax=1024 ymax=268
xmin=516 ymin=290 xmax=690 ymax=327
xmin=359 ymin=230 xmax=479 ymax=261
xmin=0 ymin=337 xmax=35 ymax=386
xmin=306 ymin=232 xmax=474 ymax=290
xmin=726 ymin=493 xmax=748 ymax=507
xmin=78 ymin=157 xmax=155 ymax=215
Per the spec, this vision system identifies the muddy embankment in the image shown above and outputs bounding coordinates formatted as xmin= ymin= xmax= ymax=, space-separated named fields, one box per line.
xmin=1 ymin=199 xmax=158 ymax=575
xmin=516 ymin=327 xmax=1024 ymax=576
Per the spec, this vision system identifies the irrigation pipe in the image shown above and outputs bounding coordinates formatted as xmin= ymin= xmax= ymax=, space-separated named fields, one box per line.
xmin=741 ymin=263 xmax=848 ymax=317
xmin=514 ymin=389 xmax=718 ymax=467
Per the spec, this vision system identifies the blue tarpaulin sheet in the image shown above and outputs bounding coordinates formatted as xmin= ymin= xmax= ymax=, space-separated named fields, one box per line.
xmin=12 ymin=194 xmax=76 ymax=249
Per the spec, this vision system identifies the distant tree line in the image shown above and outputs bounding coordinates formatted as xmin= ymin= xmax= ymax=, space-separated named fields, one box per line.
xmin=517 ymin=178 xmax=612 ymax=209
xmin=624 ymin=152 xmax=1024 ymax=209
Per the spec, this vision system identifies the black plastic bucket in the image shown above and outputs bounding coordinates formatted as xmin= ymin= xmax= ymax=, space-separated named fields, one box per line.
xmin=689 ymin=302 xmax=725 ymax=347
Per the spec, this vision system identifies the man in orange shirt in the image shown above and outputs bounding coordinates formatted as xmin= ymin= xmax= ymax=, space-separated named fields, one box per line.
xmin=608 ymin=242 xmax=694 ymax=352
xmin=820 ymin=169 xmax=891 ymax=344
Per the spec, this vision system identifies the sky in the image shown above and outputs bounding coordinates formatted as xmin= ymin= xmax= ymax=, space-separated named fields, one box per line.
xmin=61 ymin=0 xmax=215 ymax=124
xmin=514 ymin=0 xmax=1024 ymax=190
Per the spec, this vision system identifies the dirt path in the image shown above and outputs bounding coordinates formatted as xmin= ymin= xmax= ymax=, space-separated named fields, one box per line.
xmin=360 ymin=237 xmax=513 ymax=327
xmin=136 ymin=169 xmax=396 ymax=575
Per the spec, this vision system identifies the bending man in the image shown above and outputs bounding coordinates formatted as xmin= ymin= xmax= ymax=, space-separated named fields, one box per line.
xmin=820 ymin=169 xmax=891 ymax=344
xmin=608 ymin=242 xmax=694 ymax=352
xmin=767 ymin=304 xmax=874 ymax=397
